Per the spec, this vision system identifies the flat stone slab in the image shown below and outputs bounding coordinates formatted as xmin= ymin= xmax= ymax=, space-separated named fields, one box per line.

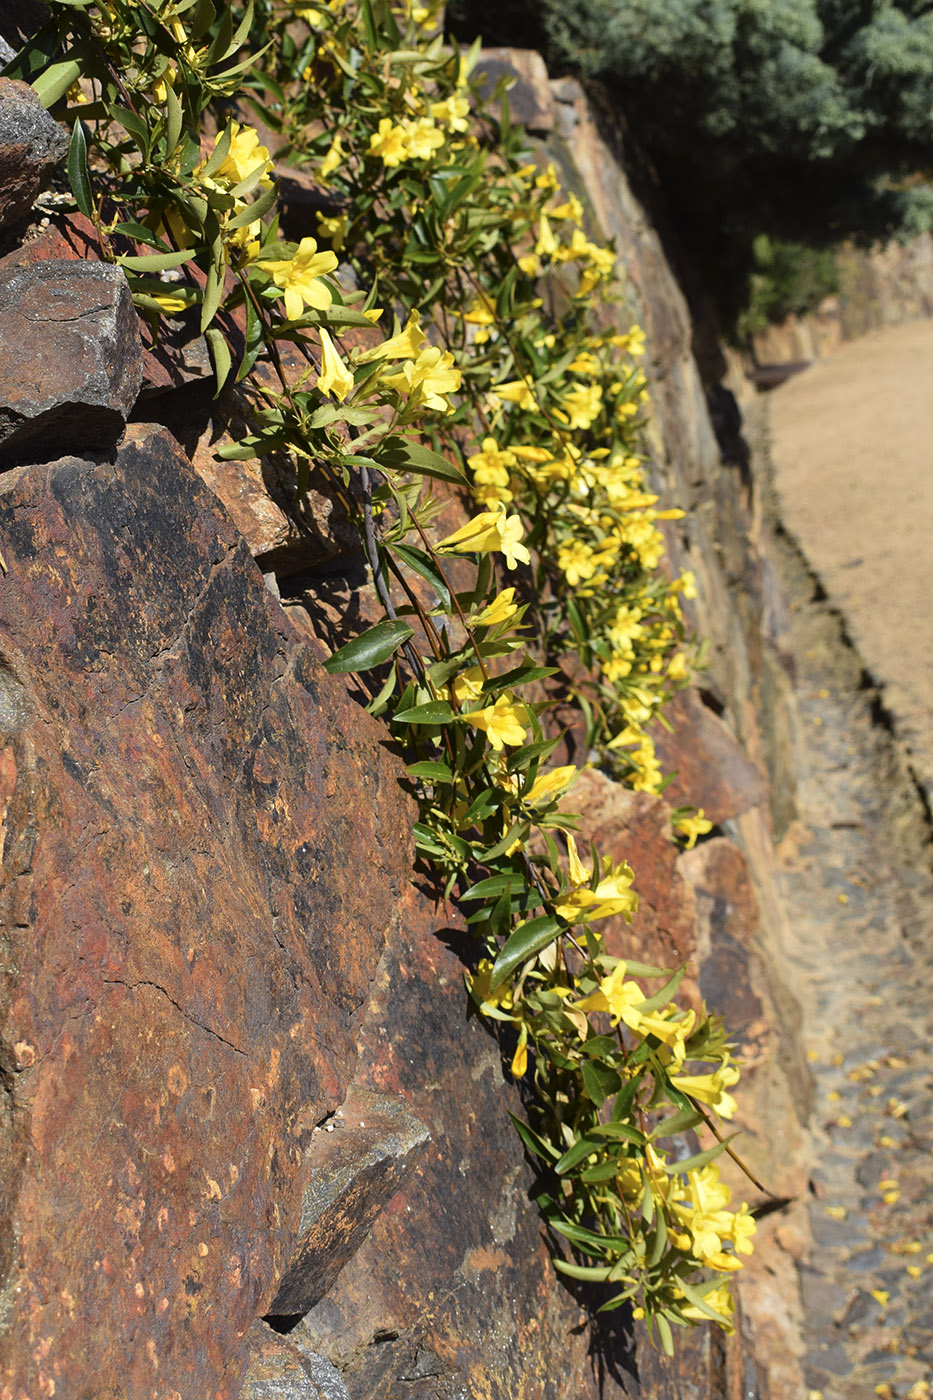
xmin=268 ymin=1085 xmax=430 ymax=1316
xmin=0 ymin=424 xmax=411 ymax=1400
xmin=0 ymin=76 xmax=68 ymax=232
xmin=0 ymin=258 xmax=144 ymax=462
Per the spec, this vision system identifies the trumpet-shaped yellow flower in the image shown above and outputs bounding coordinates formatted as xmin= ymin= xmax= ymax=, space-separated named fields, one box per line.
xmin=674 ymin=809 xmax=713 ymax=849
xmin=379 ymin=346 xmax=461 ymax=414
xmin=318 ymin=132 xmax=344 ymax=181
xmin=316 ymin=327 xmax=354 ymax=402
xmin=669 ymin=1060 xmax=741 ymax=1120
xmin=369 ymin=117 xmax=409 ymax=167
xmin=213 ymin=121 xmax=273 ymax=188
xmin=525 ymin=765 xmax=577 ymax=805
xmin=259 ymin=237 xmax=338 ymax=322
xmin=437 ymin=507 xmax=530 ymax=570
xmin=461 ymin=695 xmax=529 ymax=751
xmin=489 ymin=378 xmax=537 ymax=413
xmin=473 ymin=588 xmax=519 ymax=628
xmin=365 ymin=309 xmax=426 ymax=361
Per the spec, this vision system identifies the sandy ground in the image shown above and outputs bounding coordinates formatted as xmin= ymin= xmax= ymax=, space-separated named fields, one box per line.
xmin=768 ymin=319 xmax=933 ymax=802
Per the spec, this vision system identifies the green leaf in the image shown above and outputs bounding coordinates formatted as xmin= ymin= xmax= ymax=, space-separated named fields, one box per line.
xmin=588 ymin=1121 xmax=646 ymax=1146
xmin=663 ymin=1136 xmax=736 ymax=1176
xmin=656 ymin=1314 xmax=674 ymax=1357
xmin=393 ymin=700 xmax=454 ymax=724
xmin=651 ymin=1105 xmax=704 ymax=1139
xmin=66 ymin=120 xmax=93 ymax=219
xmin=200 ymin=259 xmax=226 ymax=333
xmin=164 ymin=79 xmax=184 ymax=155
xmin=634 ymin=965 xmax=686 ymax=1015
xmin=405 ymin=760 xmax=453 ymax=782
xmin=226 ymin=182 xmax=278 ymax=230
xmin=460 ymin=874 xmax=516 ymax=901
xmin=552 ymin=1259 xmax=619 ymax=1283
xmin=389 ymin=542 xmax=451 ymax=610
xmin=323 ymin=619 xmax=414 ymax=674
xmin=508 ymin=1112 xmax=560 ymax=1162
xmin=205 ymin=327 xmax=233 ymax=396
xmin=32 ymin=58 xmax=81 ymax=109
xmin=117 ymin=249 xmax=195 ymax=272
xmin=374 ymin=434 xmax=464 ymax=483
xmin=489 ymin=915 xmax=562 ymax=990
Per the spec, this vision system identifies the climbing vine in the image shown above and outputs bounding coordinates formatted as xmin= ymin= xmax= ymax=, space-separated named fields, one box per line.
xmin=7 ymin=0 xmax=757 ymax=1351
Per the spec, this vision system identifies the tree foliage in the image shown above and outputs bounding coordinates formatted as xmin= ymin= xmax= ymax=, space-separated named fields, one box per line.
xmin=448 ymin=0 xmax=933 ymax=329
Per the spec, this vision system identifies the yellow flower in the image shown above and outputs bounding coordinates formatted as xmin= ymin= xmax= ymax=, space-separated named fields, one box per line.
xmin=473 ymin=588 xmax=519 ymax=628
xmin=430 ymin=93 xmax=470 ymax=131
xmin=379 ymin=346 xmax=461 ymax=414
xmin=461 ymin=695 xmax=529 ymax=751
xmin=468 ymin=958 xmax=513 ymax=1014
xmin=319 ymin=132 xmax=344 ymax=180
xmin=557 ymin=540 xmax=597 ymax=587
xmin=679 ymin=1281 xmax=735 ymax=1332
xmin=259 ymin=236 xmax=338 ymax=321
xmin=317 ymin=327 xmax=354 ymax=402
xmin=489 ymin=378 xmax=537 ymax=412
xmin=369 ymin=117 xmax=409 ymax=167
xmin=560 ymin=381 xmax=603 ymax=430
xmin=436 ymin=507 xmax=530 ymax=569
xmin=213 ymin=121 xmax=273 ymax=188
xmin=510 ymin=1027 xmax=528 ymax=1078
xmin=669 ymin=1061 xmax=741 ymax=1120
xmin=441 ymin=665 xmax=484 ymax=707
xmin=316 ymin=212 xmax=348 ymax=252
xmin=402 ymin=116 xmax=444 ymax=160
xmin=525 ymin=765 xmax=577 ymax=805
xmin=674 ymin=809 xmax=713 ymax=849
xmin=365 ymin=309 xmax=426 ymax=361
xmin=535 ymin=213 xmax=558 ymax=259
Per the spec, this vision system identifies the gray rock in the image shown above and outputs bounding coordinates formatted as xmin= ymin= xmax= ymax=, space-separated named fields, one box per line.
xmin=0 ymin=258 xmax=143 ymax=463
xmin=240 ymin=1322 xmax=326 ymax=1399
xmin=267 ymin=1086 xmax=430 ymax=1317
xmin=292 ymin=1347 xmax=352 ymax=1400
xmin=0 ymin=76 xmax=67 ymax=231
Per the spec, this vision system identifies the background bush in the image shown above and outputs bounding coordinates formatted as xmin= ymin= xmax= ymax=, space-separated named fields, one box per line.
xmin=447 ymin=0 xmax=933 ymax=334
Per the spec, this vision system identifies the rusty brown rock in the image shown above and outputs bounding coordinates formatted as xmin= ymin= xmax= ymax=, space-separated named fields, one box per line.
xmin=269 ymin=1086 xmax=430 ymax=1316
xmin=292 ymin=884 xmax=756 ymax=1399
xmin=0 ymin=423 xmax=412 ymax=1399
xmin=0 ymin=77 xmax=67 ymax=232
xmin=651 ymin=688 xmax=769 ymax=824
xmin=0 ymin=258 xmax=143 ymax=463
xmin=569 ymin=767 xmax=699 ymax=974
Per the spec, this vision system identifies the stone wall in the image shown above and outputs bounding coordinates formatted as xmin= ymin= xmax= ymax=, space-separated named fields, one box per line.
xmin=0 ymin=50 xmax=815 ymax=1400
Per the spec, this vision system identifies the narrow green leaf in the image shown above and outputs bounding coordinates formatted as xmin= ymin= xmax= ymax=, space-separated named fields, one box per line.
xmin=460 ymin=874 xmax=516 ymax=901
xmin=117 ymin=249 xmax=195 ymax=272
xmin=663 ymin=1136 xmax=736 ymax=1176
xmin=204 ymin=327 xmax=233 ymax=396
xmin=405 ymin=760 xmax=453 ymax=782
xmin=489 ymin=915 xmax=562 ymax=990
xmin=323 ymin=619 xmax=414 ymax=674
xmin=164 ymin=79 xmax=184 ymax=154
xmin=393 ymin=700 xmax=454 ymax=724
xmin=374 ymin=434 xmax=464 ymax=483
xmin=389 ymin=542 xmax=452 ymax=610
xmin=66 ymin=120 xmax=93 ymax=218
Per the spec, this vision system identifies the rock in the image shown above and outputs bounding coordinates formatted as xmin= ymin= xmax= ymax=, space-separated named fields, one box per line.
xmin=293 ymin=884 xmax=754 ymax=1400
xmin=0 ymin=76 xmax=67 ymax=232
xmin=568 ymin=768 xmax=699 ymax=974
xmin=0 ymin=258 xmax=143 ymax=462
xmin=473 ymin=49 xmax=556 ymax=132
xmin=0 ymin=424 xmax=413 ymax=1399
xmin=677 ymin=837 xmax=771 ymax=1062
xmin=651 ymin=687 xmax=769 ymax=824
xmin=268 ymin=1086 xmax=430 ymax=1316
xmin=241 ymin=1321 xmax=331 ymax=1399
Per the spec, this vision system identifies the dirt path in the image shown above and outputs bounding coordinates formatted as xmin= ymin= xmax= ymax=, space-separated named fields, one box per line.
xmin=768 ymin=319 xmax=933 ymax=806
